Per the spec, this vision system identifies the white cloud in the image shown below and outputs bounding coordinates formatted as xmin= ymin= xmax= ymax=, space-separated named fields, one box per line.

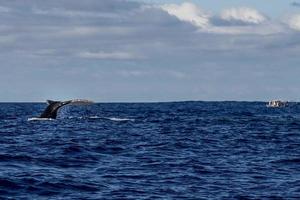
xmin=288 ymin=14 xmax=300 ymax=31
xmin=117 ymin=70 xmax=147 ymax=77
xmin=53 ymin=26 xmax=133 ymax=37
xmin=78 ymin=51 xmax=139 ymax=60
xmin=206 ymin=23 xmax=285 ymax=35
xmin=33 ymin=8 xmax=119 ymax=19
xmin=158 ymin=3 xmax=278 ymax=35
xmin=166 ymin=70 xmax=187 ymax=79
xmin=220 ymin=7 xmax=266 ymax=25
xmin=0 ymin=35 xmax=16 ymax=44
xmin=160 ymin=2 xmax=210 ymax=28
xmin=0 ymin=6 xmax=11 ymax=13
xmin=58 ymin=27 xmax=100 ymax=37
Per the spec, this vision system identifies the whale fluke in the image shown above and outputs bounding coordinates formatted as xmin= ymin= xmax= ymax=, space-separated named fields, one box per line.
xmin=39 ymin=99 xmax=94 ymax=119
xmin=47 ymin=100 xmax=59 ymax=105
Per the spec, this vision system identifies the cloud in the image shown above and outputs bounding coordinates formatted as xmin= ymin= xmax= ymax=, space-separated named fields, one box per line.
xmin=287 ymin=14 xmax=300 ymax=31
xmin=158 ymin=3 xmax=276 ymax=35
xmin=160 ymin=2 xmax=210 ymax=28
xmin=0 ymin=35 xmax=16 ymax=44
xmin=166 ymin=70 xmax=188 ymax=79
xmin=291 ymin=2 xmax=300 ymax=7
xmin=206 ymin=23 xmax=285 ymax=35
xmin=219 ymin=7 xmax=266 ymax=25
xmin=0 ymin=6 xmax=11 ymax=13
xmin=0 ymin=0 xmax=299 ymax=101
xmin=32 ymin=8 xmax=120 ymax=19
xmin=117 ymin=70 xmax=147 ymax=77
xmin=57 ymin=27 xmax=101 ymax=37
xmin=78 ymin=51 xmax=139 ymax=60
xmin=1 ymin=0 xmax=140 ymax=13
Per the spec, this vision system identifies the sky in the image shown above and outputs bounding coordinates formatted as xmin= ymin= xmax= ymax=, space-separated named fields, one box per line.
xmin=1 ymin=0 xmax=300 ymax=102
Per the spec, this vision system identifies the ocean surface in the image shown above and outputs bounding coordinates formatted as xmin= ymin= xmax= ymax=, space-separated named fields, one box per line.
xmin=0 ymin=102 xmax=300 ymax=199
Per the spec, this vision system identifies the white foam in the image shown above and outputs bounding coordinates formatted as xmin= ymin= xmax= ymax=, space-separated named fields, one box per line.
xmin=67 ymin=116 xmax=83 ymax=119
xmin=89 ymin=116 xmax=101 ymax=119
xmin=28 ymin=116 xmax=135 ymax=122
xmin=28 ymin=117 xmax=54 ymax=121
xmin=106 ymin=117 xmax=135 ymax=122
xmin=88 ymin=116 xmax=135 ymax=122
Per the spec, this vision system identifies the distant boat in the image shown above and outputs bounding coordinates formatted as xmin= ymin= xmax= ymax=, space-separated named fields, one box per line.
xmin=266 ymin=100 xmax=288 ymax=108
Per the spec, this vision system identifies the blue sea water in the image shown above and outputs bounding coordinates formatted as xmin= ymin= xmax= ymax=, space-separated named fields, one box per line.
xmin=0 ymin=101 xmax=300 ymax=199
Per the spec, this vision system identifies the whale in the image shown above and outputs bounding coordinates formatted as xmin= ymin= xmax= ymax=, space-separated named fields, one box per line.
xmin=39 ymin=99 xmax=93 ymax=119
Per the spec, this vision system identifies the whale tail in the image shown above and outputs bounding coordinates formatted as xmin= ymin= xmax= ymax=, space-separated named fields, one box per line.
xmin=47 ymin=100 xmax=60 ymax=105
xmin=40 ymin=99 xmax=94 ymax=119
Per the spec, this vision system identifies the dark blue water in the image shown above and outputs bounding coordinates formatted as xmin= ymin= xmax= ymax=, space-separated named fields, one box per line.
xmin=0 ymin=102 xmax=300 ymax=199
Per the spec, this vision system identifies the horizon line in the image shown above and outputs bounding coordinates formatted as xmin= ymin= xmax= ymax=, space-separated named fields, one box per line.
xmin=0 ymin=100 xmax=293 ymax=104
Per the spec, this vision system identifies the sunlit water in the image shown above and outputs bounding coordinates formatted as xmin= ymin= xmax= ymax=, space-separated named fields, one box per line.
xmin=0 ymin=102 xmax=300 ymax=199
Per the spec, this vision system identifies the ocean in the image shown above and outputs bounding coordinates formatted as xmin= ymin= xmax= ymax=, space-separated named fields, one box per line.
xmin=0 ymin=101 xmax=299 ymax=199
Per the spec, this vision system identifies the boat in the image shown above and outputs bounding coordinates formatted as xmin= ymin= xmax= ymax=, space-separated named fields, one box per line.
xmin=266 ymin=100 xmax=288 ymax=108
